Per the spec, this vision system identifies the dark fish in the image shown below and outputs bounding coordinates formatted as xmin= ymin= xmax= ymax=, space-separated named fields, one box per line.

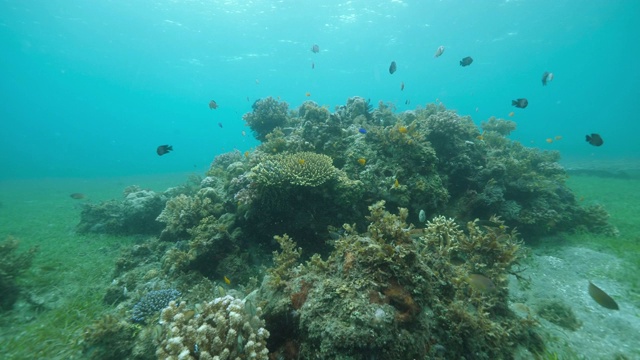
xmin=459 ymin=56 xmax=473 ymax=67
xmin=389 ymin=61 xmax=397 ymax=74
xmin=511 ymin=98 xmax=528 ymax=108
xmin=311 ymin=62 xmax=315 ymax=69
xmin=588 ymin=281 xmax=619 ymax=310
xmin=70 ymin=193 xmax=85 ymax=200
xmin=209 ymin=100 xmax=218 ymax=110
xmin=476 ymin=219 xmax=502 ymax=228
xmin=586 ymin=133 xmax=603 ymax=147
xmin=218 ymin=122 xmax=223 ymax=128
xmin=156 ymin=145 xmax=173 ymax=156
xmin=311 ymin=44 xmax=320 ymax=53
xmin=542 ymin=71 xmax=554 ymax=86
xmin=400 ymin=81 xmax=405 ymax=91
xmin=405 ymin=99 xmax=410 ymax=105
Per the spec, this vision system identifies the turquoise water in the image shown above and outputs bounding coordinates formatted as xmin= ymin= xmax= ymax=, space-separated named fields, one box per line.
xmin=1 ymin=0 xmax=638 ymax=179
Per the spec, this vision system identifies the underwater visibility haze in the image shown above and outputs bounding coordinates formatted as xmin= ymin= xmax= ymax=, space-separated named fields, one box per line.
xmin=1 ymin=1 xmax=639 ymax=359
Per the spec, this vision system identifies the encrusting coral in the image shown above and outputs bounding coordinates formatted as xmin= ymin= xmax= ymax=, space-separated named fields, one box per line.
xmin=156 ymin=295 xmax=270 ymax=360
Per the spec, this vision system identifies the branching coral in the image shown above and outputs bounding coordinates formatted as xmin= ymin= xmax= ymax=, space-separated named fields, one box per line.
xmin=243 ymin=97 xmax=290 ymax=141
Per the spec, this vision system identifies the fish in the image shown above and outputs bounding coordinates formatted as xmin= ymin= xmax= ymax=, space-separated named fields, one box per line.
xmin=305 ymin=92 xmax=311 ymax=97
xmin=398 ymin=126 xmax=408 ymax=134
xmin=311 ymin=44 xmax=320 ymax=53
xmin=467 ymin=274 xmax=496 ymax=293
xmin=358 ymin=128 xmax=367 ymax=134
xmin=70 ymin=193 xmax=85 ymax=200
xmin=405 ymin=99 xmax=410 ymax=105
xmin=389 ymin=61 xmax=397 ymax=74
xmin=156 ymin=145 xmax=173 ymax=156
xmin=554 ymin=135 xmax=562 ymax=141
xmin=224 ymin=276 xmax=231 ymax=285
xmin=218 ymin=122 xmax=223 ymax=128
xmin=588 ymin=281 xmax=619 ymax=310
xmin=418 ymin=209 xmax=426 ymax=223
xmin=311 ymin=62 xmax=315 ymax=69
xmin=244 ymin=151 xmax=249 ymax=158
xmin=542 ymin=71 xmax=554 ymax=86
xmin=400 ymin=81 xmax=405 ymax=91
xmin=508 ymin=111 xmax=515 ymax=117
xmin=459 ymin=56 xmax=473 ymax=67
xmin=393 ymin=179 xmax=400 ymax=188
xmin=357 ymin=158 xmax=366 ymax=166
xmin=586 ymin=133 xmax=604 ymax=146
xmin=434 ymin=45 xmax=445 ymax=58
xmin=298 ymin=159 xmax=305 ymax=165
xmin=475 ymin=219 xmax=504 ymax=229
xmin=546 ymin=138 xmax=553 ymax=144
xmin=511 ymin=98 xmax=528 ymax=108
xmin=209 ymin=100 xmax=218 ymax=110
xmin=241 ymin=130 xmax=246 ymax=136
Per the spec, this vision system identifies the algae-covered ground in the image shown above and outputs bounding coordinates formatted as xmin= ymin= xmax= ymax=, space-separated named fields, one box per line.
xmin=0 ymin=172 xmax=638 ymax=359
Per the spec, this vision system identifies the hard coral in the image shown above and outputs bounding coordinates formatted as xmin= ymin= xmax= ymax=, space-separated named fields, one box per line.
xmin=157 ymin=295 xmax=270 ymax=360
xmin=252 ymin=151 xmax=336 ymax=187
xmin=243 ymin=97 xmax=290 ymax=141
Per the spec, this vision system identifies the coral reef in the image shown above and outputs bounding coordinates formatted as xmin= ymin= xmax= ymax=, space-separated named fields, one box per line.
xmin=260 ymin=202 xmax=543 ymax=359
xmin=80 ymin=97 xmax=618 ymax=359
xmin=0 ymin=236 xmax=38 ymax=311
xmin=156 ymin=295 xmax=270 ymax=359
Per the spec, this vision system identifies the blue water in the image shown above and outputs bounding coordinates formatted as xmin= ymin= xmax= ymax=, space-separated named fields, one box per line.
xmin=1 ymin=0 xmax=638 ymax=179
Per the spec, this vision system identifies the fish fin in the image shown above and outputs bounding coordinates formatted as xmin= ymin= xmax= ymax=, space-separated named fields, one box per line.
xmin=511 ymin=100 xmax=517 ymax=106
xmin=585 ymin=135 xmax=591 ymax=142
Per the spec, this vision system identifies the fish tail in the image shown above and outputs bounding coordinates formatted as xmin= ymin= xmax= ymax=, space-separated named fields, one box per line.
xmin=585 ymin=135 xmax=591 ymax=142
xmin=511 ymin=100 xmax=517 ymax=106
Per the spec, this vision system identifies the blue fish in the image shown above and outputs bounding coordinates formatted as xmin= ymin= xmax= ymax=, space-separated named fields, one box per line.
xmin=358 ymin=128 xmax=367 ymax=134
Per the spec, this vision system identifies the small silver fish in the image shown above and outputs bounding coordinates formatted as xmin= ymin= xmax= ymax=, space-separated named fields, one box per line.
xmin=434 ymin=45 xmax=445 ymax=58
xmin=419 ymin=209 xmax=426 ymax=222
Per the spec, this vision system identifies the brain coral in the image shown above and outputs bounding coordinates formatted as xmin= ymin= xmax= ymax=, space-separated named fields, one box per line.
xmin=252 ymin=151 xmax=336 ymax=187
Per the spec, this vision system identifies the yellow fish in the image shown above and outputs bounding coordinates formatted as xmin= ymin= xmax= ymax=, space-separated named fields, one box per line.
xmin=554 ymin=135 xmax=562 ymax=141
xmin=298 ymin=159 xmax=305 ymax=165
xmin=357 ymin=158 xmax=366 ymax=166
xmin=305 ymin=92 xmax=311 ymax=97
xmin=224 ymin=276 xmax=231 ymax=285
xmin=393 ymin=179 xmax=400 ymax=188
xmin=244 ymin=151 xmax=250 ymax=158
xmin=546 ymin=138 xmax=553 ymax=144
xmin=398 ymin=126 xmax=408 ymax=134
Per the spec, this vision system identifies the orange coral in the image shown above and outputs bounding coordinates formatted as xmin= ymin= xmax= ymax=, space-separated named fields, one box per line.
xmin=383 ymin=281 xmax=419 ymax=324
xmin=291 ymin=281 xmax=312 ymax=310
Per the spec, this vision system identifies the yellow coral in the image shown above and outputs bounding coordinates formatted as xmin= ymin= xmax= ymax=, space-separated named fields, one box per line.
xmin=253 ymin=151 xmax=336 ymax=187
